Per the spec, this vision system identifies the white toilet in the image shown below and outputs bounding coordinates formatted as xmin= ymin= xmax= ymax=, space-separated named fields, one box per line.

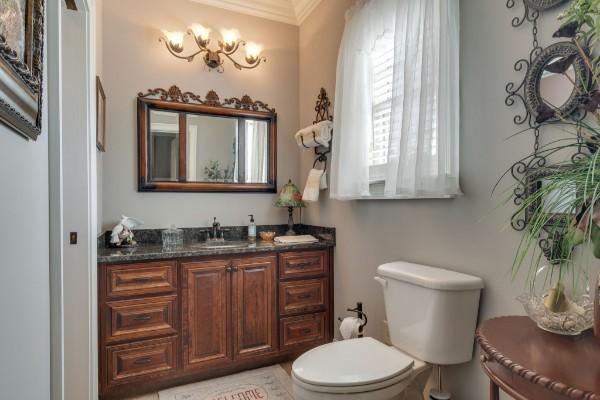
xmin=292 ymin=261 xmax=484 ymax=400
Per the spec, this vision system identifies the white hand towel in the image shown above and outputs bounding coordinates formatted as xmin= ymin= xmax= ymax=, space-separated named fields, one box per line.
xmin=303 ymin=169 xmax=324 ymax=202
xmin=339 ymin=317 xmax=362 ymax=340
xmin=320 ymin=170 xmax=328 ymax=190
xmin=274 ymin=235 xmax=319 ymax=244
xmin=294 ymin=120 xmax=332 ymax=148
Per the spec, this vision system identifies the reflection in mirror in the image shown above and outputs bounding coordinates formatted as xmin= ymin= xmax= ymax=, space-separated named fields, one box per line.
xmin=187 ymin=115 xmax=238 ymax=182
xmin=245 ymin=120 xmax=269 ymax=183
xmin=150 ymin=110 xmax=179 ymax=181
xmin=540 ymin=57 xmax=576 ymax=109
xmin=182 ymin=116 xmax=270 ymax=183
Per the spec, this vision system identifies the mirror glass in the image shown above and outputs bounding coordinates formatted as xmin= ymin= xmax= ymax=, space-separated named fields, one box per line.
xmin=540 ymin=177 xmax=576 ymax=215
xmin=539 ymin=57 xmax=576 ymax=109
xmin=148 ymin=110 xmax=270 ymax=184
xmin=150 ymin=110 xmax=179 ymax=181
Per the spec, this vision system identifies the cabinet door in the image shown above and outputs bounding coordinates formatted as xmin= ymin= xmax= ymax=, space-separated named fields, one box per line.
xmin=232 ymin=256 xmax=277 ymax=359
xmin=182 ymin=260 xmax=232 ymax=370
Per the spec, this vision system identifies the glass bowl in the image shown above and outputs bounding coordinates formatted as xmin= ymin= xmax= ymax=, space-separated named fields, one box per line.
xmin=517 ymin=263 xmax=594 ymax=335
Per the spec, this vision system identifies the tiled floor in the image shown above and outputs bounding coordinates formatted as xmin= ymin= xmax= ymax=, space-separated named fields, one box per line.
xmin=124 ymin=362 xmax=294 ymax=400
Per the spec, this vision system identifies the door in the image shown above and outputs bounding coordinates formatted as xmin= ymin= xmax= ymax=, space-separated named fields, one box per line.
xmin=182 ymin=260 xmax=232 ymax=370
xmin=232 ymin=256 xmax=277 ymax=359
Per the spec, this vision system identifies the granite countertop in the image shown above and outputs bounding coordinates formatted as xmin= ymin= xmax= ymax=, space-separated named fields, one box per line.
xmin=98 ymin=224 xmax=335 ymax=264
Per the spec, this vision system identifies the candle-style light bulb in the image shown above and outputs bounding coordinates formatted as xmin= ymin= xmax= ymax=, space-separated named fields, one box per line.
xmin=190 ymin=23 xmax=211 ymax=42
xmin=163 ymin=30 xmax=185 ymax=52
xmin=245 ymin=42 xmax=263 ymax=63
xmin=220 ymin=29 xmax=239 ymax=49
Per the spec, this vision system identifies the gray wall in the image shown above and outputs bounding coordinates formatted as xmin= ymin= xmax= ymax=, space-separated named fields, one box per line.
xmin=0 ymin=59 xmax=50 ymax=400
xmin=298 ymin=1 xmax=594 ymax=398
xmin=101 ymin=0 xmax=300 ymax=230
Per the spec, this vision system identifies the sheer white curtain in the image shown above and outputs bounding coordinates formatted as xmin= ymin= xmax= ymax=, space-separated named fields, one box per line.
xmin=245 ymin=120 xmax=268 ymax=183
xmin=330 ymin=0 xmax=461 ymax=199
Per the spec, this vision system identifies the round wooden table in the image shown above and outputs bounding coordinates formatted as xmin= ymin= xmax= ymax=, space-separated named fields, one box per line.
xmin=476 ymin=316 xmax=600 ymax=400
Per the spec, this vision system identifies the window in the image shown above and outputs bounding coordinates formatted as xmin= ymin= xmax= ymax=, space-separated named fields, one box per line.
xmin=369 ymin=32 xmax=395 ymax=183
xmin=330 ymin=0 xmax=460 ymax=200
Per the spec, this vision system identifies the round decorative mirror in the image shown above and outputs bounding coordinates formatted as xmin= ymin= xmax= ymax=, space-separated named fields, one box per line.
xmin=525 ymin=42 xmax=591 ymax=123
xmin=523 ymin=0 xmax=570 ymax=10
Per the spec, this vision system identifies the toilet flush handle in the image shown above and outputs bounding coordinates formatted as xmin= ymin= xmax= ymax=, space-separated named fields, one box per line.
xmin=374 ymin=276 xmax=387 ymax=288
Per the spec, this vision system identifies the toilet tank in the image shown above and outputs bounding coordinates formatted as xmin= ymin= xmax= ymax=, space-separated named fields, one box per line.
xmin=376 ymin=261 xmax=484 ymax=365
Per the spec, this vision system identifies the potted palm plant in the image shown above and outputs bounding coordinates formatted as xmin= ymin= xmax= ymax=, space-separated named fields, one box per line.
xmin=504 ymin=0 xmax=600 ymax=335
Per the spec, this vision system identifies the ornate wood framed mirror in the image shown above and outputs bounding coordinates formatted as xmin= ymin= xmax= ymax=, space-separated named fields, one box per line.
xmin=137 ymin=86 xmax=277 ymax=192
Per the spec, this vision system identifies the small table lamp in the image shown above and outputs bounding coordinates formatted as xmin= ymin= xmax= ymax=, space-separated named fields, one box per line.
xmin=276 ymin=179 xmax=306 ymax=235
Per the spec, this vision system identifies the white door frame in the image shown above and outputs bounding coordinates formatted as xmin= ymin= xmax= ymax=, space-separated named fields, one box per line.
xmin=48 ymin=0 xmax=98 ymax=399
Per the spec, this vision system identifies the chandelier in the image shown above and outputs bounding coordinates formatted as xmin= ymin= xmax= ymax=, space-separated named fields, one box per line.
xmin=160 ymin=25 xmax=266 ymax=72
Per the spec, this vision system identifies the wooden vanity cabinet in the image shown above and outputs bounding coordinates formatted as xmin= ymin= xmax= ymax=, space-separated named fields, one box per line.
xmin=98 ymin=248 xmax=333 ymax=398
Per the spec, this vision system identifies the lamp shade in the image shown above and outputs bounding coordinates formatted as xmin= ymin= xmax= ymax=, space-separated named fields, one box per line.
xmin=276 ymin=179 xmax=305 ymax=208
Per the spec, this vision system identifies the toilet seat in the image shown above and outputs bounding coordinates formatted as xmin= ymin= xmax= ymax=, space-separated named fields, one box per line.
xmin=292 ymin=337 xmax=416 ymax=394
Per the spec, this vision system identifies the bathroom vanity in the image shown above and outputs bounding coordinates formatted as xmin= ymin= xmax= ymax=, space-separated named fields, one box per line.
xmin=97 ymin=225 xmax=335 ymax=398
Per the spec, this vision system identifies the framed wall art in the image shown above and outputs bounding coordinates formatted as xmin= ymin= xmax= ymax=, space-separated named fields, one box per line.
xmin=0 ymin=0 xmax=45 ymax=140
xmin=96 ymin=76 xmax=106 ymax=151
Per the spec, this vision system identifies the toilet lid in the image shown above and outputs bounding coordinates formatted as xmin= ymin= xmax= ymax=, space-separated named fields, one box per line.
xmin=292 ymin=337 xmax=414 ymax=387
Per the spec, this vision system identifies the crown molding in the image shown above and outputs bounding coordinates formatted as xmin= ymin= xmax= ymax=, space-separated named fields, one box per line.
xmin=293 ymin=0 xmax=322 ymax=25
xmin=189 ymin=0 xmax=322 ymax=26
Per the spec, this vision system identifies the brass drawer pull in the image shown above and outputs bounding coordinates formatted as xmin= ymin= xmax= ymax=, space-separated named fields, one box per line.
xmin=133 ymin=314 xmax=152 ymax=321
xmin=300 ymin=328 xmax=313 ymax=335
xmin=292 ymin=260 xmax=318 ymax=268
xmin=297 ymin=293 xmax=312 ymax=300
xmin=131 ymin=276 xmax=153 ymax=283
xmin=134 ymin=356 xmax=153 ymax=365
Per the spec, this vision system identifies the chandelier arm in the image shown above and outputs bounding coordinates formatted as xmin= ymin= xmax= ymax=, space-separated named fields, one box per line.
xmin=159 ymin=38 xmax=205 ymax=61
xmin=218 ymin=40 xmax=245 ymax=56
xmin=220 ymin=52 xmax=266 ymax=70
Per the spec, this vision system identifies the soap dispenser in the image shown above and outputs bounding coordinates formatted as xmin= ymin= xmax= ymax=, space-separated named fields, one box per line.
xmin=248 ymin=214 xmax=256 ymax=242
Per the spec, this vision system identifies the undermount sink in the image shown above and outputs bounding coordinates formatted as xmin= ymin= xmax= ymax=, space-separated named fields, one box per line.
xmin=192 ymin=241 xmax=251 ymax=250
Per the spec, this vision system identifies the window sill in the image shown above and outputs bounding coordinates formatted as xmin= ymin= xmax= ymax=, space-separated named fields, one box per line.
xmin=356 ymin=194 xmax=460 ymax=200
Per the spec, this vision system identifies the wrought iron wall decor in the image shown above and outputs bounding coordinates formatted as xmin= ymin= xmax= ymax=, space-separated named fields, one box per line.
xmin=0 ymin=0 xmax=45 ymax=140
xmin=310 ymin=88 xmax=333 ymax=170
xmin=523 ymin=0 xmax=570 ymax=11
xmin=524 ymin=41 xmax=591 ymax=122
xmin=504 ymin=0 xmax=596 ymax=262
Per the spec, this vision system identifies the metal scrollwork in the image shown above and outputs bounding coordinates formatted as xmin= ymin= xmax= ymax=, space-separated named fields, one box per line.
xmin=504 ymin=0 xmax=592 ymax=262
xmin=524 ymin=42 xmax=592 ymax=121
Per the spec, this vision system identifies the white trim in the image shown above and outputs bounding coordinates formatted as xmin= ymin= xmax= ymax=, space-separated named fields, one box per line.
xmin=49 ymin=0 xmax=97 ymax=399
xmin=293 ymin=0 xmax=322 ymax=25
xmin=48 ymin=1 xmax=64 ymax=398
xmin=188 ymin=0 xmax=322 ymax=25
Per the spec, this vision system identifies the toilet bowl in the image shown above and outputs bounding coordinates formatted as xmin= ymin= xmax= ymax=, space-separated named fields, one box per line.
xmin=292 ymin=261 xmax=484 ymax=400
xmin=292 ymin=337 xmax=429 ymax=400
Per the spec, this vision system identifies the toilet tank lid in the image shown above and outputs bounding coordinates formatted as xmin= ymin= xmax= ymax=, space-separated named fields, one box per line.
xmin=377 ymin=261 xmax=484 ymax=291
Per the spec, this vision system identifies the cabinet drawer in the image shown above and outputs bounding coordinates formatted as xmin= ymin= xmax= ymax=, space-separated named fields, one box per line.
xmin=106 ymin=336 xmax=177 ymax=387
xmin=106 ymin=261 xmax=177 ymax=298
xmin=104 ymin=295 xmax=177 ymax=343
xmin=279 ymin=250 xmax=327 ymax=279
xmin=279 ymin=279 xmax=327 ymax=316
xmin=280 ymin=313 xmax=326 ymax=350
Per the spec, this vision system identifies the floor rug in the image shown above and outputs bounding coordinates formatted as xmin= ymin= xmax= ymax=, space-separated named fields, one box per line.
xmin=158 ymin=365 xmax=294 ymax=400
